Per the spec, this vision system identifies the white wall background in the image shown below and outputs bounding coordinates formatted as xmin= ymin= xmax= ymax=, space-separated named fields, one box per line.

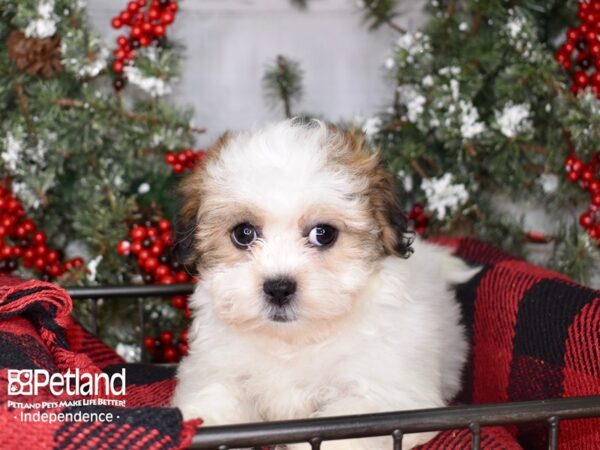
xmin=86 ymin=0 xmax=427 ymax=145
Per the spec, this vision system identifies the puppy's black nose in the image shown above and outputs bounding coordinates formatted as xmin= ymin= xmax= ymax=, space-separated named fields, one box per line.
xmin=263 ymin=277 xmax=297 ymax=306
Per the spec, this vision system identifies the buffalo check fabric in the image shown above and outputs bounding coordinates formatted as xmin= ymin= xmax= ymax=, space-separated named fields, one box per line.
xmin=0 ymin=276 xmax=200 ymax=450
xmin=0 ymin=237 xmax=599 ymax=449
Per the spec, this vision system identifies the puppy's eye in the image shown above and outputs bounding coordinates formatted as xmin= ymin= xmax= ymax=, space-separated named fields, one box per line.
xmin=308 ymin=224 xmax=338 ymax=248
xmin=231 ymin=223 xmax=257 ymax=249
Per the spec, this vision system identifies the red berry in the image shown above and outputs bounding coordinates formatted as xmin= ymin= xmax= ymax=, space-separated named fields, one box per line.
xmin=593 ymin=194 xmax=600 ymax=207
xmin=117 ymin=35 xmax=129 ymax=47
xmin=15 ymin=226 xmax=27 ymax=238
xmin=590 ymin=180 xmax=600 ymax=194
xmin=144 ymin=336 xmax=156 ymax=352
xmin=415 ymin=213 xmax=429 ymax=227
xmin=169 ymin=2 xmax=178 ymax=12
xmin=160 ymin=275 xmax=175 ymax=285
xmin=113 ymin=60 xmax=124 ymax=73
xmin=34 ymin=258 xmax=47 ymax=271
xmin=114 ymin=48 xmax=127 ymax=60
xmin=138 ymin=249 xmax=151 ymax=262
xmin=72 ymin=257 xmax=84 ymax=268
xmin=154 ymin=266 xmax=170 ymax=280
xmin=150 ymin=242 xmax=164 ymax=256
xmin=580 ymin=211 xmax=595 ymax=229
xmin=165 ymin=151 xmax=176 ymax=164
xmin=158 ymin=219 xmax=171 ymax=231
xmin=180 ymin=328 xmax=189 ymax=343
xmin=137 ymin=0 xmax=147 ymax=6
xmin=23 ymin=248 xmax=35 ymax=260
xmin=47 ymin=250 xmax=59 ymax=263
xmin=175 ymin=271 xmax=189 ymax=283
xmin=22 ymin=219 xmax=35 ymax=233
xmin=161 ymin=11 xmax=174 ymax=24
xmin=171 ymin=295 xmax=186 ymax=309
xmin=120 ymin=11 xmax=132 ymax=23
xmin=33 ymin=231 xmax=46 ymax=244
xmin=147 ymin=227 xmax=159 ymax=239
xmin=163 ymin=346 xmax=178 ymax=362
xmin=35 ymin=245 xmax=48 ymax=256
xmin=177 ymin=343 xmax=189 ymax=357
xmin=131 ymin=241 xmax=143 ymax=255
xmin=131 ymin=25 xmax=143 ymax=38
xmin=183 ymin=307 xmax=192 ymax=320
xmin=148 ymin=7 xmax=160 ymax=20
xmin=586 ymin=13 xmax=597 ymax=24
xmin=49 ymin=264 xmax=62 ymax=277
xmin=153 ymin=24 xmax=166 ymax=37
xmin=574 ymin=71 xmax=589 ymax=87
xmin=159 ymin=330 xmax=174 ymax=346
xmin=162 ymin=232 xmax=174 ymax=246
xmin=144 ymin=256 xmax=159 ymax=272
xmin=567 ymin=28 xmax=581 ymax=42
xmin=127 ymin=1 xmax=139 ymax=12
xmin=130 ymin=225 xmax=148 ymax=240
xmin=111 ymin=17 xmax=123 ymax=29
xmin=173 ymin=163 xmax=184 ymax=173
xmin=139 ymin=35 xmax=150 ymax=47
xmin=116 ymin=240 xmax=131 ymax=256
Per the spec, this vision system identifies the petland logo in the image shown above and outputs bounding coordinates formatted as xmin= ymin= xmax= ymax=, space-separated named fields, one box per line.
xmin=8 ymin=369 xmax=126 ymax=396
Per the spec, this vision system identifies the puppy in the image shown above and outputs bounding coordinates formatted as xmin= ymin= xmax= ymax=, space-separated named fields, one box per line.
xmin=172 ymin=120 xmax=475 ymax=450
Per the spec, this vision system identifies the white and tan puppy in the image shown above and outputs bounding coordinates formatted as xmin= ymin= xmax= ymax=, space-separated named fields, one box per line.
xmin=172 ymin=120 xmax=475 ymax=450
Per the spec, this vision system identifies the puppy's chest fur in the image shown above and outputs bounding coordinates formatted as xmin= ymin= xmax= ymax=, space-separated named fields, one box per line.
xmin=233 ymin=345 xmax=352 ymax=420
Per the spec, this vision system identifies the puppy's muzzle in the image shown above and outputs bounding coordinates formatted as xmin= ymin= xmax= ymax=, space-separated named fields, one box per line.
xmin=263 ymin=277 xmax=297 ymax=307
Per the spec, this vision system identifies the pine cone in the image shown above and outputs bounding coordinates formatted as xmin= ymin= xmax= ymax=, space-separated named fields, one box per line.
xmin=7 ymin=29 xmax=63 ymax=78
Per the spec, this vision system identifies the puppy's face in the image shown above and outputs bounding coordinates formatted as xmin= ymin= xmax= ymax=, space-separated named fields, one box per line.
xmin=178 ymin=122 xmax=411 ymax=343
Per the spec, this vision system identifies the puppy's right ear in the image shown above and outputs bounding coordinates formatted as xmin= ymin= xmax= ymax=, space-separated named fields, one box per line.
xmin=173 ymin=132 xmax=231 ymax=273
xmin=173 ymin=169 xmax=203 ymax=274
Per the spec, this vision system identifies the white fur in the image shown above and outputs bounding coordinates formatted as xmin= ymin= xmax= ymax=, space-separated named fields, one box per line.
xmin=172 ymin=121 xmax=473 ymax=450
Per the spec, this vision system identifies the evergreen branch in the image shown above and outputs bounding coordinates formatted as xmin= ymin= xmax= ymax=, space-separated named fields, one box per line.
xmin=13 ymin=82 xmax=35 ymax=135
xmin=262 ymin=55 xmax=304 ymax=119
xmin=54 ymin=98 xmax=206 ymax=133
xmin=361 ymin=0 xmax=406 ymax=34
xmin=445 ymin=0 xmax=456 ymax=17
xmin=469 ymin=12 xmax=482 ymax=37
xmin=464 ymin=141 xmax=478 ymax=157
xmin=410 ymin=159 xmax=428 ymax=178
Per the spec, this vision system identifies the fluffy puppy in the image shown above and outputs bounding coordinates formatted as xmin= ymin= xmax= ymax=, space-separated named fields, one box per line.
xmin=172 ymin=120 xmax=475 ymax=450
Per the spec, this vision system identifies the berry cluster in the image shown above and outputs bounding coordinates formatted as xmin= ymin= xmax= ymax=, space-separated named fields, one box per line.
xmin=116 ymin=218 xmax=192 ymax=285
xmin=407 ymin=203 xmax=429 ymax=235
xmin=144 ymin=328 xmax=188 ymax=363
xmin=565 ymin=152 xmax=600 ymax=242
xmin=555 ymin=1 xmax=600 ymax=96
xmin=0 ymin=185 xmax=84 ymax=279
xmin=110 ymin=0 xmax=179 ymax=90
xmin=164 ymin=148 xmax=205 ymax=174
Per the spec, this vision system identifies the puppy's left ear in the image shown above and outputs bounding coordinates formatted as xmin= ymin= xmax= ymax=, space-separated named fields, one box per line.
xmin=369 ymin=163 xmax=414 ymax=258
xmin=328 ymin=125 xmax=414 ymax=258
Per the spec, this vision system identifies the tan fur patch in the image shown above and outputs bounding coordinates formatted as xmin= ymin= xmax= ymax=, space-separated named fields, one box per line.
xmin=324 ymin=127 xmax=413 ymax=257
xmin=177 ymin=132 xmax=232 ymax=270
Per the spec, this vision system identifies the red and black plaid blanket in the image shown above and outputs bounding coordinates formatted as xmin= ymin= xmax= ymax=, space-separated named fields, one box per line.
xmin=0 ymin=238 xmax=599 ymax=449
